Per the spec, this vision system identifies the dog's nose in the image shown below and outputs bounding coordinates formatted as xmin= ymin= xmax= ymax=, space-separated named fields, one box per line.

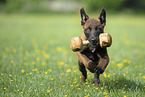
xmin=91 ymin=38 xmax=98 ymax=43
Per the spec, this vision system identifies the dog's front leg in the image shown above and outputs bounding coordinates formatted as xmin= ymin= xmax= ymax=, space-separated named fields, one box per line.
xmin=94 ymin=54 xmax=109 ymax=86
xmin=94 ymin=73 xmax=100 ymax=87
xmin=76 ymin=52 xmax=96 ymax=73
xmin=95 ymin=55 xmax=109 ymax=74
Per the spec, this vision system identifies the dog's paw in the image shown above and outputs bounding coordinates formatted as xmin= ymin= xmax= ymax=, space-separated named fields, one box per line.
xmin=95 ymin=66 xmax=104 ymax=74
xmin=88 ymin=62 xmax=96 ymax=73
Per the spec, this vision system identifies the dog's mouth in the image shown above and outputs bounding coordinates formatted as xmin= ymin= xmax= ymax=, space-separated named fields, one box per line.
xmin=88 ymin=43 xmax=98 ymax=49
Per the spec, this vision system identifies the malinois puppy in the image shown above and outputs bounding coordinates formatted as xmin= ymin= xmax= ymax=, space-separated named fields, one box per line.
xmin=76 ymin=8 xmax=109 ymax=86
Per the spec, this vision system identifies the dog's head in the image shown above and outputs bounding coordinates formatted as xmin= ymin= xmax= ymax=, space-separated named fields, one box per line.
xmin=80 ymin=8 xmax=106 ymax=45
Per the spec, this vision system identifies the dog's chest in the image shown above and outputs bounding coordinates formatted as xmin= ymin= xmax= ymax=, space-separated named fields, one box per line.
xmin=80 ymin=45 xmax=101 ymax=62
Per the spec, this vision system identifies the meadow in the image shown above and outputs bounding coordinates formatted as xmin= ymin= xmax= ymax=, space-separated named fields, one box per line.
xmin=0 ymin=13 xmax=145 ymax=97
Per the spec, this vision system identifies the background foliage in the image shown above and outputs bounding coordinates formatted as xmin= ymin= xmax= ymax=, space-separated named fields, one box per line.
xmin=0 ymin=0 xmax=145 ymax=13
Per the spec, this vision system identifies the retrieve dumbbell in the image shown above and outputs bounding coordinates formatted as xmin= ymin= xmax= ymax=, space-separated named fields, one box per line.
xmin=70 ymin=33 xmax=112 ymax=52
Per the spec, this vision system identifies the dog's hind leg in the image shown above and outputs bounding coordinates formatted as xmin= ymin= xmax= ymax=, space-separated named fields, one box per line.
xmin=78 ymin=60 xmax=87 ymax=82
xmin=94 ymin=73 xmax=100 ymax=87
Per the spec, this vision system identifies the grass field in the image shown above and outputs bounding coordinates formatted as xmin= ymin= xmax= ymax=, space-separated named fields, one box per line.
xmin=0 ymin=13 xmax=145 ymax=97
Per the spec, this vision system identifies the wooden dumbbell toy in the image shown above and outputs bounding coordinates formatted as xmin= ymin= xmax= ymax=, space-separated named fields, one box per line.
xmin=70 ymin=33 xmax=112 ymax=52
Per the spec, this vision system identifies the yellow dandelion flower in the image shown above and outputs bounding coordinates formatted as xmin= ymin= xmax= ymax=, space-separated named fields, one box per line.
xmin=17 ymin=89 xmax=19 ymax=91
xmin=47 ymin=90 xmax=51 ymax=92
xmin=92 ymin=84 xmax=95 ymax=86
xmin=10 ymin=60 xmax=14 ymax=64
xmin=60 ymin=62 xmax=64 ymax=65
xmin=51 ymin=78 xmax=54 ymax=80
xmin=12 ymin=49 xmax=16 ymax=53
xmin=48 ymin=69 xmax=52 ymax=72
xmin=142 ymin=76 xmax=145 ymax=79
xmin=123 ymin=74 xmax=126 ymax=76
xmin=34 ymin=90 xmax=37 ymax=91
xmin=9 ymin=74 xmax=12 ymax=77
xmin=44 ymin=54 xmax=49 ymax=59
xmin=107 ymin=74 xmax=111 ymax=77
xmin=19 ymin=46 xmax=23 ymax=51
xmin=116 ymin=63 xmax=123 ymax=67
xmin=62 ymin=85 xmax=65 ymax=87
xmin=74 ymin=82 xmax=76 ymax=84
xmin=135 ymin=65 xmax=138 ymax=68
xmin=139 ymin=73 xmax=142 ymax=75
xmin=124 ymin=85 xmax=127 ymax=87
xmin=74 ymin=70 xmax=76 ymax=72
xmin=11 ymin=80 xmax=13 ymax=81
xmin=29 ymin=73 xmax=32 ymax=75
xmin=77 ymin=88 xmax=80 ymax=90
xmin=56 ymin=47 xmax=62 ymax=52
xmin=66 ymin=69 xmax=71 ymax=72
xmin=87 ymin=85 xmax=90 ymax=87
xmin=70 ymin=85 xmax=73 ymax=87
xmin=101 ymin=87 xmax=104 ymax=89
xmin=42 ymin=62 xmax=45 ymax=65
xmin=103 ymin=92 xmax=106 ymax=95
xmin=1 ymin=73 xmax=4 ymax=75
xmin=45 ymin=72 xmax=47 ymax=74
xmin=26 ymin=73 xmax=29 ymax=75
xmin=21 ymin=92 xmax=23 ymax=94
xmin=122 ymin=91 xmax=126 ymax=94
xmin=123 ymin=59 xmax=128 ymax=63
xmin=76 ymin=84 xmax=79 ymax=86
xmin=103 ymin=73 xmax=107 ymax=78
xmin=113 ymin=73 xmax=116 ymax=75
xmin=128 ymin=60 xmax=131 ymax=64
xmin=4 ymin=87 xmax=6 ymax=89
xmin=45 ymin=94 xmax=47 ymax=96
xmin=123 ymin=96 xmax=127 ymax=97
xmin=40 ymin=84 xmax=43 ymax=85
xmin=34 ymin=68 xmax=37 ymax=71
xmin=32 ymin=62 xmax=35 ymax=65
xmin=65 ymin=95 xmax=67 ymax=97
xmin=21 ymin=69 xmax=24 ymax=73
xmin=85 ymin=82 xmax=88 ymax=84
xmin=36 ymin=57 xmax=40 ymax=62
xmin=96 ymin=88 xmax=98 ymax=90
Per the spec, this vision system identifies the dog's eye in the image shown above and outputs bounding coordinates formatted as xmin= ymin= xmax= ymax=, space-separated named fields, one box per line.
xmin=88 ymin=27 xmax=91 ymax=31
xmin=95 ymin=26 xmax=98 ymax=30
xmin=85 ymin=27 xmax=91 ymax=32
xmin=98 ymin=28 xmax=103 ymax=32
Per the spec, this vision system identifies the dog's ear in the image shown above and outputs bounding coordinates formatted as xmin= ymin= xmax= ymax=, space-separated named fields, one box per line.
xmin=80 ymin=8 xmax=89 ymax=26
xmin=98 ymin=8 xmax=106 ymax=25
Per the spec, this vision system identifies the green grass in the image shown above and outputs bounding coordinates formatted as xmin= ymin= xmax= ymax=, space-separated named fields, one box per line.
xmin=0 ymin=13 xmax=145 ymax=97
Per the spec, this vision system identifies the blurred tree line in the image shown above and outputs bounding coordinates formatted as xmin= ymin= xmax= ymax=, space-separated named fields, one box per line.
xmin=82 ymin=0 xmax=145 ymax=12
xmin=0 ymin=0 xmax=145 ymax=13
